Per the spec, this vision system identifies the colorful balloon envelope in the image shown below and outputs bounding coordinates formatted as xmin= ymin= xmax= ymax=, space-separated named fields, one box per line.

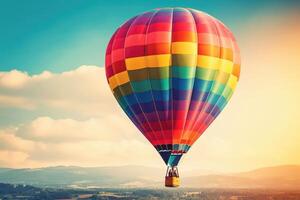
xmin=105 ymin=7 xmax=240 ymax=186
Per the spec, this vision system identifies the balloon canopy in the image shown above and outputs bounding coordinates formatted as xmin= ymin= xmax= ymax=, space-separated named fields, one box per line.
xmin=105 ymin=8 xmax=240 ymax=168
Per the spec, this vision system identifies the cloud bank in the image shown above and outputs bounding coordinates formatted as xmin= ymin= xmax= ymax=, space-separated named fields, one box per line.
xmin=0 ymin=66 xmax=160 ymax=168
xmin=0 ymin=66 xmax=118 ymax=116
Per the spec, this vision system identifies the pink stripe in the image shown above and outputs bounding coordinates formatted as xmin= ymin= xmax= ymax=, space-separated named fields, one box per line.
xmin=148 ymin=22 xmax=171 ymax=32
xmin=125 ymin=34 xmax=145 ymax=47
xmin=146 ymin=31 xmax=171 ymax=44
xmin=111 ymin=49 xmax=124 ymax=63
xmin=112 ymin=38 xmax=125 ymax=49
xmin=106 ymin=66 xmax=114 ymax=78
xmin=127 ymin=24 xmax=147 ymax=34
xmin=172 ymin=22 xmax=195 ymax=31
xmin=105 ymin=54 xmax=112 ymax=66
xmin=198 ymin=33 xmax=234 ymax=48
xmin=233 ymin=42 xmax=241 ymax=64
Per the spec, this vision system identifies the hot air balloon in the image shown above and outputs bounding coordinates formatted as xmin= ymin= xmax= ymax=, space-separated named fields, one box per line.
xmin=105 ymin=7 xmax=240 ymax=187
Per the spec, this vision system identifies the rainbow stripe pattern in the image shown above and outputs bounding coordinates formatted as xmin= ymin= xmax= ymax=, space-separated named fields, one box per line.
xmin=105 ymin=8 xmax=240 ymax=167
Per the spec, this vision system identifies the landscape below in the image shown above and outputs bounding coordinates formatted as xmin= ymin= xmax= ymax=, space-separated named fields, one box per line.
xmin=1 ymin=183 xmax=300 ymax=200
xmin=1 ymin=165 xmax=300 ymax=199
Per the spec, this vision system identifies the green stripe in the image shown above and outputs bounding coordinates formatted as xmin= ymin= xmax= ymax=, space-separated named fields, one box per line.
xmin=127 ymin=66 xmax=222 ymax=81
xmin=113 ymin=83 xmax=133 ymax=96
xmin=195 ymin=68 xmax=218 ymax=80
xmin=172 ymin=54 xmax=197 ymax=67
xmin=149 ymin=67 xmax=169 ymax=79
xmin=113 ymin=79 xmax=234 ymax=95
xmin=131 ymin=80 xmax=151 ymax=92
xmin=172 ymin=66 xmax=196 ymax=79
xmin=150 ymin=79 xmax=170 ymax=90
xmin=212 ymin=82 xmax=226 ymax=94
xmin=223 ymin=86 xmax=234 ymax=100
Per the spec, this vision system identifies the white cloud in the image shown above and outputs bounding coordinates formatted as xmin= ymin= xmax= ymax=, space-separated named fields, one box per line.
xmin=0 ymin=65 xmax=162 ymax=168
xmin=0 ymin=95 xmax=35 ymax=110
xmin=0 ymin=118 xmax=160 ymax=168
xmin=0 ymin=150 xmax=32 ymax=168
xmin=0 ymin=70 xmax=30 ymax=89
xmin=0 ymin=66 xmax=161 ymax=168
xmin=0 ymin=65 xmax=118 ymax=117
xmin=16 ymin=115 xmax=139 ymax=143
xmin=0 ymin=129 xmax=35 ymax=152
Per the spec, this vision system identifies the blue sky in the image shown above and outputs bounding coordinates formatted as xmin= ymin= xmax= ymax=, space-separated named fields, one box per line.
xmin=0 ymin=0 xmax=300 ymax=170
xmin=0 ymin=0 xmax=298 ymax=74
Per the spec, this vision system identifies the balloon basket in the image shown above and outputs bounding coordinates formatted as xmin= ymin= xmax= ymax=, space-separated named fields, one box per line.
xmin=165 ymin=176 xmax=180 ymax=187
xmin=165 ymin=166 xmax=180 ymax=187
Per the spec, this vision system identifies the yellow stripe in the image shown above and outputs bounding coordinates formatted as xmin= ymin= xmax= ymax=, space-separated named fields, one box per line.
xmin=110 ymin=55 xmax=237 ymax=91
xmin=214 ymin=71 xmax=230 ymax=84
xmin=171 ymin=42 xmax=197 ymax=54
xmin=125 ymin=57 xmax=146 ymax=70
xmin=223 ymin=75 xmax=239 ymax=99
xmin=108 ymin=71 xmax=129 ymax=90
xmin=197 ymin=55 xmax=219 ymax=69
xmin=220 ymin=59 xmax=233 ymax=73
xmin=227 ymin=74 xmax=238 ymax=90
xmin=125 ymin=54 xmax=171 ymax=70
xmin=197 ymin=55 xmax=233 ymax=73
xmin=146 ymin=54 xmax=171 ymax=68
xmin=108 ymin=76 xmax=117 ymax=90
xmin=223 ymin=87 xmax=233 ymax=100
xmin=126 ymin=55 xmax=234 ymax=71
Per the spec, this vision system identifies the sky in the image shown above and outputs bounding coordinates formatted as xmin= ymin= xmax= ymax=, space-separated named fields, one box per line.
xmin=0 ymin=0 xmax=300 ymax=173
xmin=1 ymin=0 xmax=298 ymax=74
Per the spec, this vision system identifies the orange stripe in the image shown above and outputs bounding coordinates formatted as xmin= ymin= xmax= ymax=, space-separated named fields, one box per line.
xmin=198 ymin=44 xmax=233 ymax=61
xmin=172 ymin=31 xmax=197 ymax=42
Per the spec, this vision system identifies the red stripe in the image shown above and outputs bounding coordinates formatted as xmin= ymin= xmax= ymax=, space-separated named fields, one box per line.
xmin=112 ymin=60 xmax=126 ymax=74
xmin=146 ymin=43 xmax=170 ymax=55
xmin=112 ymin=38 xmax=126 ymax=49
xmin=105 ymin=65 xmax=114 ymax=78
xmin=172 ymin=31 xmax=196 ymax=42
xmin=172 ymin=22 xmax=195 ymax=32
xmin=148 ymin=23 xmax=171 ymax=32
xmin=125 ymin=45 xmax=146 ymax=58
xmin=127 ymin=24 xmax=147 ymax=34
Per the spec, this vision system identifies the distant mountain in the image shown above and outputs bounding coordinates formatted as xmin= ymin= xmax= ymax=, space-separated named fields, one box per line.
xmin=183 ymin=165 xmax=300 ymax=189
xmin=237 ymin=165 xmax=300 ymax=179
xmin=1 ymin=165 xmax=300 ymax=189
xmin=0 ymin=165 xmax=164 ymax=188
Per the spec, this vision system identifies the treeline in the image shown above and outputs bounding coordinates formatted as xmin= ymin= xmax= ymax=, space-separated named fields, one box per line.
xmin=0 ymin=183 xmax=74 ymax=200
